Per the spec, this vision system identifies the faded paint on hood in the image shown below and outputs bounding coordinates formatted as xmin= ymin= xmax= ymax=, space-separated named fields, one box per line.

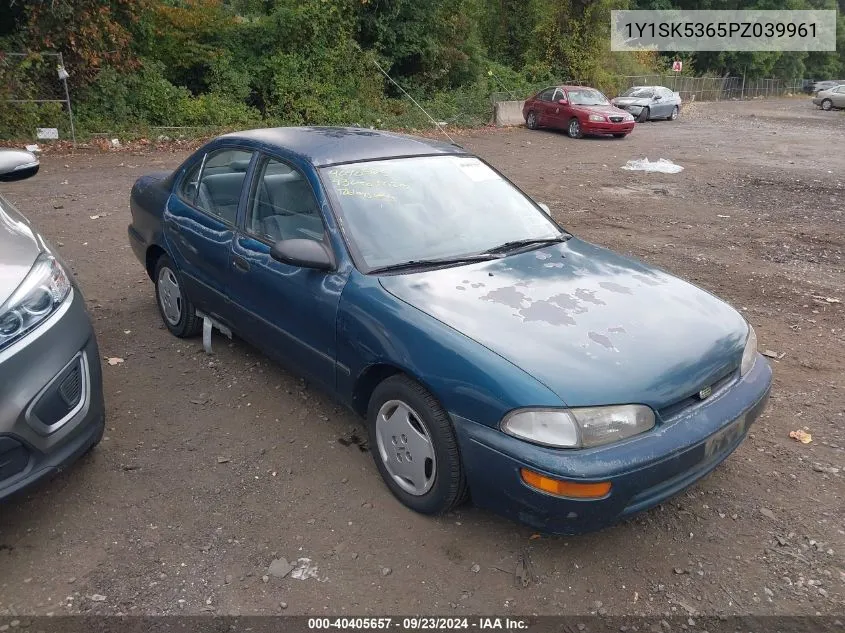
xmin=0 ymin=193 xmax=42 ymax=303
xmin=378 ymin=238 xmax=749 ymax=410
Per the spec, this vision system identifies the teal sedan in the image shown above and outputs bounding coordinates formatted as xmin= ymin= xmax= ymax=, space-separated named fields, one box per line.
xmin=128 ymin=127 xmax=771 ymax=533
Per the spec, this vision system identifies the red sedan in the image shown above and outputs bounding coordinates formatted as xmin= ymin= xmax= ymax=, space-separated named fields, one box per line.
xmin=523 ymin=85 xmax=636 ymax=139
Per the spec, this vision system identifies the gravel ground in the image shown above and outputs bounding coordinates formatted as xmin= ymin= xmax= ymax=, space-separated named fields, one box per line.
xmin=0 ymin=98 xmax=842 ymax=618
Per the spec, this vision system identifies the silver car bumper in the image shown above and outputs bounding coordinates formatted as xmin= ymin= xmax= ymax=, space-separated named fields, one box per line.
xmin=0 ymin=285 xmax=105 ymax=500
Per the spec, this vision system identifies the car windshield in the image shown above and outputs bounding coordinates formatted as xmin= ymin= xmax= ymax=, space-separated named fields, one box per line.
xmin=321 ymin=156 xmax=564 ymax=271
xmin=567 ymin=88 xmax=610 ymax=106
xmin=622 ymin=87 xmax=654 ymax=98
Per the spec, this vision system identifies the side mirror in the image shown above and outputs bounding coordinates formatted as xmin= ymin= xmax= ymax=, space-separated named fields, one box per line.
xmin=270 ymin=238 xmax=334 ymax=270
xmin=558 ymin=99 xmax=568 ymax=105
xmin=538 ymin=203 xmax=551 ymax=214
xmin=0 ymin=150 xmax=39 ymax=182
xmin=653 ymin=95 xmax=662 ymax=101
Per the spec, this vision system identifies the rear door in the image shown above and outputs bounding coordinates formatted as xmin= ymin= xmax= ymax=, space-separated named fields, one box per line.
xmin=833 ymin=86 xmax=845 ymax=107
xmin=534 ymin=88 xmax=556 ymax=126
xmin=164 ymin=147 xmax=255 ymax=325
xmin=660 ymin=87 xmax=676 ymax=115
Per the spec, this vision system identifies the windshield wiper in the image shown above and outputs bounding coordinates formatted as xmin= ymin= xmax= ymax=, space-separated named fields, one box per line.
xmin=369 ymin=253 xmax=500 ymax=275
xmin=482 ymin=235 xmax=570 ymax=255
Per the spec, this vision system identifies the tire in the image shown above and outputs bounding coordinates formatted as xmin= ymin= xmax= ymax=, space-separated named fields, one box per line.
xmin=367 ymin=375 xmax=468 ymax=515
xmin=613 ymin=133 xmax=628 ymax=139
xmin=821 ymin=99 xmax=832 ymax=111
xmin=526 ymin=111 xmax=538 ymax=130
xmin=668 ymin=105 xmax=679 ymax=121
xmin=154 ymin=254 xmax=202 ymax=338
xmin=567 ymin=118 xmax=583 ymax=139
xmin=637 ymin=107 xmax=650 ymax=123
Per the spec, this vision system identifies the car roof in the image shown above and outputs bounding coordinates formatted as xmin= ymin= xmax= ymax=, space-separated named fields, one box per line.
xmin=219 ymin=126 xmax=467 ymax=167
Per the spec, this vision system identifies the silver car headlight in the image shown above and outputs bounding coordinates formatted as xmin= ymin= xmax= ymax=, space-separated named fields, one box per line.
xmin=740 ymin=324 xmax=757 ymax=376
xmin=501 ymin=405 xmax=656 ymax=449
xmin=0 ymin=253 xmax=71 ymax=352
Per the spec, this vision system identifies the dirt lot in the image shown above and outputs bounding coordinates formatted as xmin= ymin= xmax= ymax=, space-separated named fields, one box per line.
xmin=0 ymin=98 xmax=842 ymax=618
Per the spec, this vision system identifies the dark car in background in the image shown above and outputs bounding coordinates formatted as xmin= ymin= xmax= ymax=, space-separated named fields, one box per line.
xmin=0 ymin=150 xmax=105 ymax=501
xmin=523 ymin=86 xmax=635 ymax=139
xmin=611 ymin=86 xmax=682 ymax=122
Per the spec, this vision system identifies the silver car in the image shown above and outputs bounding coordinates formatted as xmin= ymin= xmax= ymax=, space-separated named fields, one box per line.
xmin=812 ymin=85 xmax=845 ymax=110
xmin=0 ymin=150 xmax=105 ymax=501
xmin=611 ymin=86 xmax=681 ymax=122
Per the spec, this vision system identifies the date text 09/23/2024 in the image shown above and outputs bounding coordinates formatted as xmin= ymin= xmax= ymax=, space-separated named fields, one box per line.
xmin=308 ymin=618 xmax=528 ymax=630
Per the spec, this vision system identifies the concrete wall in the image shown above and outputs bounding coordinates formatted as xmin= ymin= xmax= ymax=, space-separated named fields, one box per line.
xmin=493 ymin=100 xmax=526 ymax=127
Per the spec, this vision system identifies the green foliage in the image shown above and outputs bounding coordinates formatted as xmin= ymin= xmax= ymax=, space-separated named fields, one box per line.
xmin=0 ymin=0 xmax=842 ymax=139
xmin=0 ymin=101 xmax=66 ymax=140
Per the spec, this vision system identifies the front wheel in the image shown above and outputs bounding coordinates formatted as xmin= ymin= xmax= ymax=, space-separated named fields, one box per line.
xmin=637 ymin=107 xmax=650 ymax=123
xmin=367 ymin=375 xmax=468 ymax=515
xmin=567 ymin=118 xmax=583 ymax=139
xmin=821 ymin=99 xmax=833 ymax=111
xmin=154 ymin=254 xmax=202 ymax=338
xmin=526 ymin=111 xmax=538 ymax=130
xmin=668 ymin=105 xmax=679 ymax=120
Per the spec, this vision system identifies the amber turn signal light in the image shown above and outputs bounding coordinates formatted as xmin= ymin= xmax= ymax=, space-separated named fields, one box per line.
xmin=520 ymin=468 xmax=611 ymax=499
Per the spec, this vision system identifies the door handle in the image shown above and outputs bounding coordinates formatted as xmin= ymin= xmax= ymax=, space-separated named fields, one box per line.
xmin=233 ymin=255 xmax=250 ymax=273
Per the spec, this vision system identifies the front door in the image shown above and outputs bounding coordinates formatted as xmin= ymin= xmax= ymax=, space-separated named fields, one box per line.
xmin=164 ymin=147 xmax=254 ymax=325
xmin=228 ymin=155 xmax=348 ymax=391
xmin=550 ymin=87 xmax=571 ymax=128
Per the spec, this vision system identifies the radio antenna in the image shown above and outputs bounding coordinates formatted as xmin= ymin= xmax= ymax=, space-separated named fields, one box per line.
xmin=370 ymin=56 xmax=456 ymax=144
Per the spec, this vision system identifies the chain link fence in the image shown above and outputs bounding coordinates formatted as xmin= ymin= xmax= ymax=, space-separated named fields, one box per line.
xmin=0 ymin=51 xmax=76 ymax=142
xmin=491 ymin=74 xmax=812 ymax=107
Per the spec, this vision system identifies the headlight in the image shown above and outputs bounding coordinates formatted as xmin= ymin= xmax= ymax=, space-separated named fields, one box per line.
xmin=0 ymin=253 xmax=71 ymax=352
xmin=501 ymin=405 xmax=655 ymax=449
xmin=588 ymin=114 xmax=606 ymax=122
xmin=740 ymin=324 xmax=757 ymax=376
xmin=624 ymin=114 xmax=635 ymax=121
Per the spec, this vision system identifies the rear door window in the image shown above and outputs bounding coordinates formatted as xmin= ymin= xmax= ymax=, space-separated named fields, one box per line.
xmin=182 ymin=149 xmax=254 ymax=225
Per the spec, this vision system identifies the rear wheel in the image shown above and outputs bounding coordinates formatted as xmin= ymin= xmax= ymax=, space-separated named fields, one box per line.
xmin=154 ymin=255 xmax=202 ymax=338
xmin=668 ymin=105 xmax=679 ymax=121
xmin=526 ymin=111 xmax=538 ymax=130
xmin=637 ymin=107 xmax=650 ymax=123
xmin=567 ymin=118 xmax=583 ymax=139
xmin=821 ymin=99 xmax=833 ymax=111
xmin=367 ymin=375 xmax=468 ymax=515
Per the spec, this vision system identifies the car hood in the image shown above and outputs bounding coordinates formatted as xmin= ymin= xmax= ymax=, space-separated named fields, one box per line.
xmin=571 ymin=104 xmax=630 ymax=117
xmin=378 ymin=238 xmax=749 ymax=411
xmin=0 ymin=193 xmax=43 ymax=304
xmin=612 ymin=96 xmax=650 ymax=106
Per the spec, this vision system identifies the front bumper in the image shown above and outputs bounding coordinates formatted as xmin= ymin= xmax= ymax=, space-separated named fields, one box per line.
xmin=0 ymin=287 xmax=105 ymax=501
xmin=455 ymin=355 xmax=772 ymax=534
xmin=582 ymin=120 xmax=635 ymax=136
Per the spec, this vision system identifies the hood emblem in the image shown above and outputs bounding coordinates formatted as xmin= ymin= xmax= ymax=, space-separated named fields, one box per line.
xmin=698 ymin=385 xmax=713 ymax=400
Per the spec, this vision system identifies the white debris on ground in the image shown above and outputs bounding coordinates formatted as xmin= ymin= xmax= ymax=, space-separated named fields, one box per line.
xmin=290 ymin=557 xmax=320 ymax=581
xmin=622 ymin=158 xmax=684 ymax=173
